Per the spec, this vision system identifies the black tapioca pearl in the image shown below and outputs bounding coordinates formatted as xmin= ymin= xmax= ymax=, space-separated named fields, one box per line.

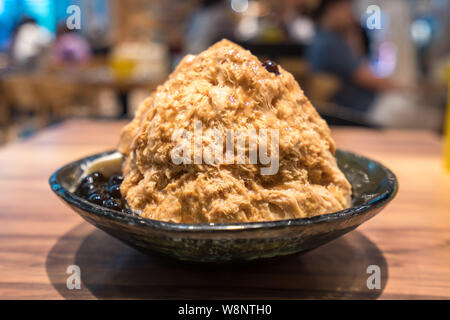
xmin=78 ymin=182 xmax=97 ymax=196
xmin=103 ymin=198 xmax=123 ymax=211
xmin=109 ymin=174 xmax=123 ymax=186
xmin=107 ymin=184 xmax=122 ymax=199
xmin=80 ymin=175 xmax=93 ymax=185
xmin=262 ymin=60 xmax=280 ymax=75
xmin=88 ymin=193 xmax=107 ymax=205
xmin=81 ymin=172 xmax=106 ymax=186
xmin=91 ymin=171 xmax=106 ymax=182
xmin=121 ymin=208 xmax=133 ymax=215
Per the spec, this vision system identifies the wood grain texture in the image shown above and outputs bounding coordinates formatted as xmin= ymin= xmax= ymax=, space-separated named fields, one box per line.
xmin=0 ymin=120 xmax=449 ymax=299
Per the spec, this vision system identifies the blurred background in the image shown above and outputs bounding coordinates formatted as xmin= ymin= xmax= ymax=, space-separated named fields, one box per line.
xmin=0 ymin=0 xmax=449 ymax=145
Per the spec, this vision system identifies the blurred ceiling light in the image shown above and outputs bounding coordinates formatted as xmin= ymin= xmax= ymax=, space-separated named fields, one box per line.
xmin=289 ymin=18 xmax=315 ymax=43
xmin=410 ymin=19 xmax=432 ymax=46
xmin=236 ymin=16 xmax=259 ymax=41
xmin=231 ymin=0 xmax=249 ymax=14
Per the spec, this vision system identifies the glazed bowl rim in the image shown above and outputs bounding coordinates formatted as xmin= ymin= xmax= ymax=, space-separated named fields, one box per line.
xmin=49 ymin=149 xmax=398 ymax=233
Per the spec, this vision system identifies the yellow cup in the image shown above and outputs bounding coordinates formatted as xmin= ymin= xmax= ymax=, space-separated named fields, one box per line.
xmin=109 ymin=57 xmax=136 ymax=80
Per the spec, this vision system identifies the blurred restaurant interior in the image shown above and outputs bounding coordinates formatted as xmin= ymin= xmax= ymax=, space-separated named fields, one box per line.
xmin=0 ymin=0 xmax=449 ymax=145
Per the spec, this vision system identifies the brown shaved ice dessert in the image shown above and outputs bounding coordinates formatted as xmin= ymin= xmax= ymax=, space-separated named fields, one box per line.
xmin=117 ymin=39 xmax=351 ymax=224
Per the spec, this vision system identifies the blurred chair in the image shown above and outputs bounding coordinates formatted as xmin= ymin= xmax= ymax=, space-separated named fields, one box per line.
xmin=306 ymin=72 xmax=377 ymax=127
xmin=0 ymin=81 xmax=11 ymax=144
xmin=278 ymin=57 xmax=309 ymax=83
xmin=0 ymin=82 xmax=10 ymax=126
xmin=307 ymin=72 xmax=341 ymax=105
xmin=1 ymin=74 xmax=50 ymax=128
xmin=35 ymin=74 xmax=81 ymax=119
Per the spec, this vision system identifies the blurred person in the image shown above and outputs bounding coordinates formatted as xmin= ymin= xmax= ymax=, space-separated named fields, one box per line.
xmin=307 ymin=0 xmax=442 ymax=130
xmin=345 ymin=22 xmax=370 ymax=59
xmin=9 ymin=17 xmax=52 ymax=70
xmin=50 ymin=24 xmax=92 ymax=66
xmin=185 ymin=0 xmax=235 ymax=54
xmin=86 ymin=26 xmax=111 ymax=56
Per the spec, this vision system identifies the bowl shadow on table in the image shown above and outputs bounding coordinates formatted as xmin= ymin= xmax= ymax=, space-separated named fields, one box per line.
xmin=46 ymin=222 xmax=388 ymax=299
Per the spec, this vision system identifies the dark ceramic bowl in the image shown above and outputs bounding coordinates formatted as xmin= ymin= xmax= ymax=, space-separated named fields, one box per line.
xmin=49 ymin=150 xmax=397 ymax=263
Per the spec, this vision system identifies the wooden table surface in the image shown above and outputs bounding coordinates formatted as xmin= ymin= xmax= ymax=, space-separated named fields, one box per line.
xmin=0 ymin=120 xmax=449 ymax=300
